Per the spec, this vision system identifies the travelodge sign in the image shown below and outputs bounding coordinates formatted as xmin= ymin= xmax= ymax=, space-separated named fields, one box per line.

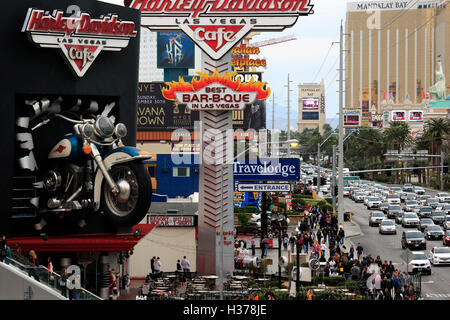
xmin=129 ymin=0 xmax=314 ymax=60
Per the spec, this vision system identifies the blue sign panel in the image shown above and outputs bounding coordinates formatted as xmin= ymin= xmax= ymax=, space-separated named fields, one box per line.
xmin=233 ymin=158 xmax=300 ymax=181
xmin=157 ymin=32 xmax=195 ymax=69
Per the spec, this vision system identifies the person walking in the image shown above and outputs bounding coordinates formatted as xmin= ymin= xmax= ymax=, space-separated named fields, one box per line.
xmin=181 ymin=256 xmax=191 ymax=279
xmin=251 ymin=237 xmax=256 ymax=256
xmin=47 ymin=257 xmax=55 ymax=285
xmin=356 ymin=243 xmax=363 ymax=261
xmin=303 ymin=233 xmax=309 ymax=254
xmin=59 ymin=268 xmax=68 ymax=298
xmin=262 ymin=236 xmax=269 ymax=258
xmin=349 ymin=245 xmax=355 ymax=260
xmin=316 ymin=228 xmax=322 ymax=245
xmin=28 ymin=250 xmax=40 ymax=282
xmin=150 ymin=256 xmax=156 ymax=274
xmin=176 ymin=260 xmax=183 ymax=273
xmin=260 ymin=236 xmax=266 ymax=259
xmin=283 ymin=234 xmax=289 ymax=251
xmin=338 ymin=228 xmax=345 ymax=245
xmin=320 ymin=240 xmax=327 ymax=258
xmin=154 ymin=257 xmax=162 ymax=277
xmin=0 ymin=234 xmax=7 ymax=263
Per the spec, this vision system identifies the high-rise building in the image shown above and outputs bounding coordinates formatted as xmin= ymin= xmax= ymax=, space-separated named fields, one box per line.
xmin=298 ymin=80 xmax=326 ymax=134
xmin=139 ymin=28 xmax=164 ymax=82
xmin=345 ymin=0 xmax=449 ymax=127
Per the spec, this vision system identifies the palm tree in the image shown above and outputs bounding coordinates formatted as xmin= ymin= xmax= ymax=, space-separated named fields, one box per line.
xmin=422 ymin=118 xmax=450 ymax=188
xmin=384 ymin=122 xmax=411 ymax=183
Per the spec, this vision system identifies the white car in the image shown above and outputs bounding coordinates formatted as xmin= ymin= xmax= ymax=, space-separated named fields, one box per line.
xmin=429 ymin=247 xmax=450 ymax=265
xmin=436 ymin=193 xmax=450 ymax=203
xmin=403 ymin=200 xmax=419 ymax=212
xmin=343 ymin=187 xmax=351 ymax=197
xmin=408 ymin=252 xmax=431 ymax=275
xmin=391 ymin=187 xmax=402 ymax=194
xmin=414 ymin=186 xmax=425 ymax=195
xmin=402 ymin=213 xmax=420 ymax=228
xmin=387 ymin=194 xmax=401 ymax=205
xmin=444 ymin=215 xmax=450 ymax=230
xmin=379 ymin=219 xmax=397 ymax=234
xmin=367 ymin=197 xmax=382 ymax=209
xmin=369 ymin=211 xmax=385 ymax=227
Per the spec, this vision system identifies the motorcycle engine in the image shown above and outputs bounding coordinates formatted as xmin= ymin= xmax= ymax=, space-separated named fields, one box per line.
xmin=43 ymin=170 xmax=62 ymax=191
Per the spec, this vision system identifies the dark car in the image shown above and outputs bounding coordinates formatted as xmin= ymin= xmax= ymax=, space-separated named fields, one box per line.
xmin=425 ymin=225 xmax=444 ymax=240
xmin=432 ymin=211 xmax=446 ymax=225
xmin=419 ymin=206 xmax=433 ymax=218
xmin=395 ymin=212 xmax=404 ymax=224
xmin=379 ymin=202 xmax=390 ymax=214
xmin=388 ymin=205 xmax=402 ymax=219
xmin=401 ymin=231 xmax=426 ymax=250
xmin=443 ymin=230 xmax=450 ymax=246
xmin=418 ymin=218 xmax=435 ymax=232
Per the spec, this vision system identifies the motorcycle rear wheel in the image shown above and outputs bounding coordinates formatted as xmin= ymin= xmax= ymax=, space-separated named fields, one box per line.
xmin=101 ymin=162 xmax=152 ymax=227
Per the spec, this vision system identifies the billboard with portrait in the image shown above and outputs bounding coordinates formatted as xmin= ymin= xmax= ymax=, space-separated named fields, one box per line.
xmin=344 ymin=115 xmax=359 ymax=126
xmin=391 ymin=110 xmax=406 ymax=121
xmin=157 ymin=32 xmax=195 ymax=69
xmin=408 ymin=110 xmax=423 ymax=122
xmin=302 ymin=98 xmax=319 ymax=110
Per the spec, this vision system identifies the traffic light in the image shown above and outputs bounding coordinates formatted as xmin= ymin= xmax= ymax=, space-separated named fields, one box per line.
xmin=320 ymin=177 xmax=326 ymax=185
xmin=334 ymin=185 xmax=338 ymax=196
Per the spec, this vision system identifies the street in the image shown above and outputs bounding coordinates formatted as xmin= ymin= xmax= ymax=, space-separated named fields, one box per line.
xmin=343 ymin=187 xmax=450 ymax=300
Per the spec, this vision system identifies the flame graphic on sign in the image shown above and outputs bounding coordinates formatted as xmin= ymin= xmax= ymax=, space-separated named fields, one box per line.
xmin=162 ymin=70 xmax=270 ymax=101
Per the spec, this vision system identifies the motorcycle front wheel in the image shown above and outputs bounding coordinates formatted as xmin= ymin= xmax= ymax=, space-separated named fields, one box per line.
xmin=101 ymin=162 xmax=152 ymax=227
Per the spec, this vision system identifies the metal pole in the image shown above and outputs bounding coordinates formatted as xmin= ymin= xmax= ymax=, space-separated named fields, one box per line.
xmin=261 ymin=190 xmax=267 ymax=241
xmin=338 ymin=21 xmax=344 ymax=225
xmin=272 ymin=92 xmax=275 ymax=132
xmin=332 ymin=145 xmax=337 ymax=211
xmin=278 ymin=224 xmax=282 ymax=288
xmin=441 ymin=151 xmax=445 ymax=191
xmin=317 ymin=143 xmax=321 ymax=196
xmin=287 ymin=74 xmax=291 ymax=157
xmin=296 ymin=234 xmax=299 ymax=295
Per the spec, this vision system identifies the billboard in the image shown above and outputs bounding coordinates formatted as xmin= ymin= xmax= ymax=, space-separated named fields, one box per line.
xmin=157 ymin=32 xmax=195 ymax=69
xmin=302 ymin=112 xmax=319 ymax=120
xmin=408 ymin=110 xmax=423 ymax=122
xmin=302 ymin=98 xmax=319 ymax=110
xmin=392 ymin=110 xmax=406 ymax=121
xmin=344 ymin=115 xmax=360 ymax=126
xmin=233 ymin=158 xmax=300 ymax=181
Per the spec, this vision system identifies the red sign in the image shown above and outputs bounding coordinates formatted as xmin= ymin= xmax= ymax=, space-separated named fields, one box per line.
xmin=22 ymin=9 xmax=137 ymax=77
xmin=130 ymin=0 xmax=314 ymax=60
xmin=147 ymin=216 xmax=195 ymax=227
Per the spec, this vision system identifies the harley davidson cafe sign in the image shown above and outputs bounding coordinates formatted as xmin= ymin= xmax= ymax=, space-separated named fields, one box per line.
xmin=129 ymin=0 xmax=314 ymax=60
xmin=22 ymin=8 xmax=137 ymax=77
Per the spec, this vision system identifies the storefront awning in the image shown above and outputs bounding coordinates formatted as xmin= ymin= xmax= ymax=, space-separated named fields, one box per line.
xmin=6 ymin=224 xmax=156 ymax=252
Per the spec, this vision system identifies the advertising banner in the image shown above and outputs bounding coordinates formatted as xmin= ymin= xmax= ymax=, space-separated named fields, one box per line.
xmin=234 ymin=158 xmax=301 ymax=181
xmin=171 ymin=142 xmax=201 ymax=154
xmin=147 ymin=215 xmax=195 ymax=227
xmin=302 ymin=112 xmax=319 ymax=120
xmin=392 ymin=110 xmax=406 ymax=121
xmin=408 ymin=110 xmax=423 ymax=122
xmin=302 ymin=98 xmax=319 ymax=110
xmin=157 ymin=32 xmax=195 ymax=68
xmin=344 ymin=115 xmax=359 ymax=126
xmin=137 ymin=82 xmax=199 ymax=130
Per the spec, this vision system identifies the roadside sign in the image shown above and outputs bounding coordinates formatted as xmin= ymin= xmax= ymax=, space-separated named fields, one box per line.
xmin=343 ymin=176 xmax=360 ymax=181
xmin=234 ymin=158 xmax=300 ymax=181
xmin=237 ymin=184 xmax=291 ymax=192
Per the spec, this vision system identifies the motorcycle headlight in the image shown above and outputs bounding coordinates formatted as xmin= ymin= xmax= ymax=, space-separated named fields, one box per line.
xmin=115 ymin=123 xmax=127 ymax=139
xmin=94 ymin=116 xmax=114 ymax=138
xmin=81 ymin=123 xmax=94 ymax=138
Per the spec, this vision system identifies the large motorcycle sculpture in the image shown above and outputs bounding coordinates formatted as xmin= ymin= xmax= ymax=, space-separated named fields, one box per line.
xmin=33 ymin=113 xmax=152 ymax=227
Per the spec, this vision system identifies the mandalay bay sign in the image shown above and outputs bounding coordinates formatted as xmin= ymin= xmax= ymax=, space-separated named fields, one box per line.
xmin=129 ymin=0 xmax=314 ymax=60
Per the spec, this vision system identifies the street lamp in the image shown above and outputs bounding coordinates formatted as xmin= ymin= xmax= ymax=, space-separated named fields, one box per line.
xmin=317 ymin=131 xmax=337 ymax=195
xmin=271 ymin=213 xmax=287 ymax=289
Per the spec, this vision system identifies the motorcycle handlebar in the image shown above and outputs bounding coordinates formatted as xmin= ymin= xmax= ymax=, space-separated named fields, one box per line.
xmin=54 ymin=114 xmax=85 ymax=124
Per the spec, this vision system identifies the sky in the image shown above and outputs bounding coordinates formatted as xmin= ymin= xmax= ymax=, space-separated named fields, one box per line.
xmin=99 ymin=0 xmax=349 ymax=130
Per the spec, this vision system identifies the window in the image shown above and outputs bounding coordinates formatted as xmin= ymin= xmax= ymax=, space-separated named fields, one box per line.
xmin=173 ymin=167 xmax=190 ymax=177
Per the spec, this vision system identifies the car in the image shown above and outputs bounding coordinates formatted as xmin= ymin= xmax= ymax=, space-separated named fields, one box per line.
xmin=391 ymin=187 xmax=402 ymax=193
xmin=436 ymin=192 xmax=450 ymax=203
xmin=419 ymin=206 xmax=433 ymax=218
xmin=440 ymin=204 xmax=450 ymax=215
xmin=426 ymin=198 xmax=440 ymax=209
xmin=414 ymin=186 xmax=425 ymax=195
xmin=432 ymin=211 xmax=446 ymax=225
xmin=418 ymin=218 xmax=435 ymax=232
xmin=387 ymin=194 xmax=401 ymax=205
xmin=387 ymin=205 xmax=403 ymax=219
xmin=353 ymin=192 xmax=366 ymax=203
xmin=425 ymin=225 xmax=445 ymax=240
xmin=403 ymin=200 xmax=419 ymax=212
xmin=401 ymin=230 xmax=426 ymax=250
xmin=443 ymin=230 xmax=450 ymax=246
xmin=429 ymin=247 xmax=450 ymax=265
xmin=411 ymin=205 xmax=421 ymax=215
xmin=343 ymin=187 xmax=351 ymax=197
xmin=367 ymin=197 xmax=382 ymax=209
xmin=408 ymin=251 xmax=432 ymax=275
xmin=369 ymin=211 xmax=385 ymax=227
xmin=403 ymin=184 xmax=414 ymax=192
xmin=418 ymin=195 xmax=432 ymax=205
xmin=395 ymin=212 xmax=404 ymax=224
xmin=399 ymin=192 xmax=408 ymax=203
xmin=379 ymin=202 xmax=390 ymax=214
xmin=402 ymin=213 xmax=420 ymax=228
xmin=404 ymin=193 xmax=418 ymax=201
xmin=444 ymin=215 xmax=450 ymax=230
xmin=379 ymin=219 xmax=397 ymax=234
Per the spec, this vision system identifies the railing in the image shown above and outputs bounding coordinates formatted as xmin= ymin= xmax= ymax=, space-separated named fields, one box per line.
xmin=5 ymin=253 xmax=102 ymax=300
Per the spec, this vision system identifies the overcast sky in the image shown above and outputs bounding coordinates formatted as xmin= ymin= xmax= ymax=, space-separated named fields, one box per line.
xmin=99 ymin=0 xmax=348 ymax=130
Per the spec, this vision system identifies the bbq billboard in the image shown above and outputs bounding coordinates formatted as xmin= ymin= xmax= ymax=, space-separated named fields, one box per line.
xmin=392 ymin=110 xmax=406 ymax=121
xmin=408 ymin=110 xmax=423 ymax=122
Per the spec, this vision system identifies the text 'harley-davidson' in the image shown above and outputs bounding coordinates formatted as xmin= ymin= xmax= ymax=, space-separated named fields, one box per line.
xmin=33 ymin=113 xmax=152 ymax=227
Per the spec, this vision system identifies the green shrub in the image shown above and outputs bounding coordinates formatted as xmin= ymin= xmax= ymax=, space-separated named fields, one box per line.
xmin=234 ymin=206 xmax=258 ymax=213
xmin=292 ymin=194 xmax=313 ymax=199
xmin=237 ymin=212 xmax=250 ymax=225
xmin=301 ymin=262 xmax=310 ymax=268
xmin=311 ymin=276 xmax=345 ymax=287
xmin=343 ymin=280 xmax=361 ymax=294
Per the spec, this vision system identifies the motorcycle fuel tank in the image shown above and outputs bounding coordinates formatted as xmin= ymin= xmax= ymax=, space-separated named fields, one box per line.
xmin=48 ymin=135 xmax=83 ymax=160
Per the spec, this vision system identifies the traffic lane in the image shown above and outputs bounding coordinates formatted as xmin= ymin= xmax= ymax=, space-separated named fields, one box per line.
xmin=345 ymin=198 xmax=450 ymax=300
